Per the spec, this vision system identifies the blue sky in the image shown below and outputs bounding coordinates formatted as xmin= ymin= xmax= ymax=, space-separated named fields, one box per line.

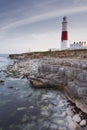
xmin=0 ymin=0 xmax=87 ymax=53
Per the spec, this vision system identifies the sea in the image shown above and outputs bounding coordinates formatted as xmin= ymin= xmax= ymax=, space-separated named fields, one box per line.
xmin=0 ymin=54 xmax=10 ymax=70
xmin=0 ymin=54 xmax=75 ymax=130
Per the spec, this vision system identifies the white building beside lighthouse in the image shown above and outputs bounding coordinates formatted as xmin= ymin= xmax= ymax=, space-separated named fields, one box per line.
xmin=61 ymin=16 xmax=68 ymax=50
xmin=70 ymin=41 xmax=87 ymax=50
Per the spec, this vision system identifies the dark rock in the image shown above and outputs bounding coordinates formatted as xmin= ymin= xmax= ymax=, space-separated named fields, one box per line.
xmin=0 ymin=80 xmax=4 ymax=83
xmin=7 ymin=86 xmax=14 ymax=89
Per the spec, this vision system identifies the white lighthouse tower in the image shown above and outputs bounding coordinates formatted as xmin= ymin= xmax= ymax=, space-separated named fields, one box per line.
xmin=61 ymin=16 xmax=68 ymax=50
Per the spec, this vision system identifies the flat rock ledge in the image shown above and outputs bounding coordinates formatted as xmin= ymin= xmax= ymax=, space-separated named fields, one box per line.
xmin=6 ymin=57 xmax=87 ymax=114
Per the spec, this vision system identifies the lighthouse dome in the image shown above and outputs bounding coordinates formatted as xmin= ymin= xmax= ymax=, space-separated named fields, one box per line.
xmin=63 ymin=16 xmax=67 ymax=22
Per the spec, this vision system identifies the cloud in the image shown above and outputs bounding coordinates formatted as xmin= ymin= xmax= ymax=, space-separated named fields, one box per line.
xmin=0 ymin=5 xmax=87 ymax=32
xmin=35 ymin=0 xmax=59 ymax=8
xmin=73 ymin=0 xmax=87 ymax=5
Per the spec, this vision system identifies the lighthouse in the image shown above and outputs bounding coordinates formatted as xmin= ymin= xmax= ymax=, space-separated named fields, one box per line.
xmin=61 ymin=16 xmax=68 ymax=50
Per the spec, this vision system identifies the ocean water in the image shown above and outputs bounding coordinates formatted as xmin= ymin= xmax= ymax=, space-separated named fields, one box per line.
xmin=0 ymin=54 xmax=10 ymax=70
xmin=0 ymin=54 xmax=71 ymax=130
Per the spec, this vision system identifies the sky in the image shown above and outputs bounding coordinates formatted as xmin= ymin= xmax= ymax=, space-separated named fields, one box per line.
xmin=0 ymin=0 xmax=87 ymax=54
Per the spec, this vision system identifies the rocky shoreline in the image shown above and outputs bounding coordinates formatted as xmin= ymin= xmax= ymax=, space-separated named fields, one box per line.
xmin=6 ymin=51 xmax=87 ymax=129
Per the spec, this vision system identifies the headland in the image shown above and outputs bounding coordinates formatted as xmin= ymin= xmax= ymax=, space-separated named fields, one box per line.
xmin=7 ymin=49 xmax=87 ymax=114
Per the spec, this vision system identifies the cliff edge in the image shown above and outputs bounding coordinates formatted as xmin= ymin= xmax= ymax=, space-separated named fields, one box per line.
xmin=7 ymin=50 xmax=87 ymax=114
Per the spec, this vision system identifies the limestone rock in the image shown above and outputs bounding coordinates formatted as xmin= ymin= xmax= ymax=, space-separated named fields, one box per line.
xmin=69 ymin=121 xmax=81 ymax=130
xmin=7 ymin=56 xmax=87 ymax=114
xmin=80 ymin=119 xmax=86 ymax=126
xmin=72 ymin=114 xmax=81 ymax=123
xmin=17 ymin=107 xmax=27 ymax=111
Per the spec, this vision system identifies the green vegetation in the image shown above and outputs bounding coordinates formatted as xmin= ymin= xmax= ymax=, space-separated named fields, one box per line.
xmin=9 ymin=49 xmax=87 ymax=59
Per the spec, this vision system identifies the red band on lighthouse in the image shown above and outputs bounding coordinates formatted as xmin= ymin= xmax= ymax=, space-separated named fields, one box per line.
xmin=61 ymin=31 xmax=68 ymax=41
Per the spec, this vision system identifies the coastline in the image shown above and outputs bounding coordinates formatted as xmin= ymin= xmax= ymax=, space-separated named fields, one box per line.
xmin=5 ymin=50 xmax=87 ymax=129
xmin=7 ymin=50 xmax=87 ymax=113
xmin=0 ymin=55 xmax=72 ymax=130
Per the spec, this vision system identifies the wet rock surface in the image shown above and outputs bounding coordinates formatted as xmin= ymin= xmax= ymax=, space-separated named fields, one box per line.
xmin=6 ymin=57 xmax=87 ymax=114
xmin=3 ymin=56 xmax=87 ymax=129
xmin=0 ymin=75 xmax=72 ymax=130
